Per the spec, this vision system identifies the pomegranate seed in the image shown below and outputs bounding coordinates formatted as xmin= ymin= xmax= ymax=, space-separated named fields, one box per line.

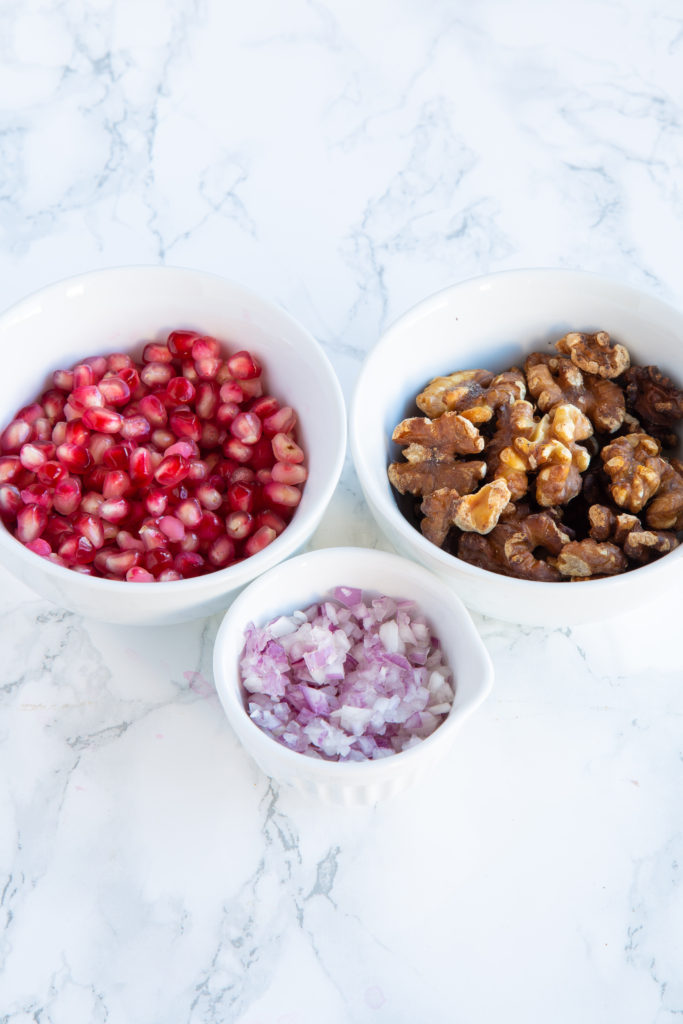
xmin=97 ymin=376 xmax=131 ymax=406
xmin=129 ymin=447 xmax=153 ymax=486
xmin=103 ymin=444 xmax=132 ymax=470
xmin=246 ymin=438 xmax=275 ymax=470
xmin=56 ymin=443 xmax=92 ymax=473
xmin=75 ymin=513 xmax=105 ymax=548
xmin=238 ymin=378 xmax=263 ymax=399
xmin=82 ymin=407 xmax=123 ymax=433
xmin=0 ymin=456 xmax=21 ymax=482
xmin=99 ymin=498 xmax=129 ymax=522
xmin=208 ymin=535 xmax=236 ymax=567
xmin=219 ymin=381 xmax=244 ymax=404
xmin=194 ymin=356 xmax=220 ymax=379
xmin=73 ymin=364 xmax=95 ymax=388
xmin=107 ymin=353 xmax=133 ymax=372
xmin=84 ymin=355 xmax=107 ymax=379
xmin=103 ymin=470 xmax=131 ymax=499
xmin=20 ymin=483 xmax=53 ymax=509
xmin=159 ymin=515 xmax=185 ymax=542
xmin=138 ymin=394 xmax=167 ymax=427
xmin=254 ymin=509 xmax=287 ymax=534
xmin=244 ymin=525 xmax=277 ymax=556
xmin=167 ymin=330 xmax=199 ymax=356
xmin=80 ymin=490 xmax=104 ymax=515
xmin=165 ymin=439 xmax=196 ymax=459
xmin=41 ymin=389 xmax=66 ymax=421
xmin=51 ymin=422 xmax=67 ymax=445
xmin=65 ymin=419 xmax=89 ymax=446
xmin=140 ymin=522 xmax=168 ymax=551
xmin=53 ymin=477 xmax=81 ymax=515
xmin=94 ymin=548 xmax=140 ymax=576
xmin=262 ymin=481 xmax=302 ymax=508
xmin=174 ymin=551 xmax=204 ymax=577
xmin=89 ymin=433 xmax=115 ymax=464
xmin=145 ymin=548 xmax=174 ymax=574
xmin=248 ymin=395 xmax=280 ymax=418
xmin=120 ymin=415 xmax=152 ymax=441
xmin=181 ymin=358 xmax=199 ymax=383
xmin=126 ymin=566 xmax=155 ymax=582
xmin=59 ymin=534 xmax=96 ymax=565
xmin=187 ymin=458 xmax=209 ymax=482
xmin=227 ymin=482 xmax=255 ymax=513
xmin=157 ymin=568 xmax=182 ymax=581
xmin=154 ymin=454 xmax=189 ymax=487
xmin=69 ymin=385 xmax=104 ymax=412
xmin=26 ymin=537 xmax=52 ymax=557
xmin=17 ymin=403 xmax=45 ymax=424
xmin=195 ymin=382 xmax=219 ymax=420
xmin=230 ymin=412 xmax=262 ymax=445
xmin=222 ymin=438 xmax=253 ymax=463
xmin=117 ymin=531 xmax=145 ymax=552
xmin=71 ymin=563 xmax=94 ymax=574
xmin=20 ymin=443 xmax=48 ymax=471
xmin=176 ymin=497 xmax=202 ymax=527
xmin=272 ymin=461 xmax=307 ymax=485
xmin=179 ymin=530 xmax=200 ymax=552
xmin=141 ymin=362 xmax=173 ymax=389
xmin=230 ymin=466 xmax=255 ymax=484
xmin=196 ymin=511 xmax=222 ymax=541
xmin=225 ymin=510 xmax=253 ymax=540
xmin=53 ymin=368 xmax=74 ymax=391
xmin=142 ymin=343 xmax=173 ymax=364
xmin=227 ymin=350 xmax=261 ymax=379
xmin=192 ymin=336 xmax=220 ymax=360
xmin=17 ymin=504 xmax=47 ymax=543
xmin=0 ymin=483 xmax=21 ymax=516
xmin=32 ymin=418 xmax=52 ymax=441
xmin=169 ymin=409 xmax=201 ymax=441
xmin=271 ymin=432 xmax=305 ymax=463
xmin=195 ymin=482 xmax=222 ymax=511
xmin=37 ymin=461 xmax=67 ymax=486
xmin=151 ymin=428 xmax=175 ymax=450
xmin=216 ymin=402 xmax=240 ymax=426
xmin=119 ymin=366 xmax=141 ymax=393
xmin=264 ymin=407 xmax=297 ymax=437
xmin=166 ymin=376 xmax=196 ymax=404
xmin=1 ymin=420 xmax=31 ymax=453
xmin=145 ymin=489 xmax=168 ymax=516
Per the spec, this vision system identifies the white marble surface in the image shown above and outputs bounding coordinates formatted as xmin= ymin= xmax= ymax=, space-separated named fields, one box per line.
xmin=0 ymin=1 xmax=682 ymax=1021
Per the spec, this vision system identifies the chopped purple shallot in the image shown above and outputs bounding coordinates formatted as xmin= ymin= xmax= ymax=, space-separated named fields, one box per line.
xmin=239 ymin=587 xmax=455 ymax=761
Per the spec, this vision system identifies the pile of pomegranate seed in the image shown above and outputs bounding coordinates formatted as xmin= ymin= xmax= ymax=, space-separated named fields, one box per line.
xmin=0 ymin=330 xmax=307 ymax=581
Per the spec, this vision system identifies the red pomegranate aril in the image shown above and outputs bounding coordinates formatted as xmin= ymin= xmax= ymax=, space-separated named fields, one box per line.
xmin=225 ymin=510 xmax=253 ymax=540
xmin=89 ymin=433 xmax=115 ymax=464
xmin=154 ymin=454 xmax=189 ymax=487
xmin=138 ymin=393 xmax=168 ymax=426
xmin=145 ymin=548 xmax=174 ymax=574
xmin=80 ymin=490 xmax=104 ymax=515
xmin=84 ymin=355 xmax=107 ymax=380
xmin=33 ymin=418 xmax=52 ymax=442
xmin=179 ymin=530 xmax=200 ymax=552
xmin=181 ymin=358 xmax=199 ymax=383
xmin=0 ymin=483 xmax=21 ymax=516
xmin=195 ymin=382 xmax=219 ymax=420
xmin=208 ymin=535 xmax=236 ymax=567
xmin=141 ymin=361 xmax=173 ymax=389
xmin=99 ymin=498 xmax=129 ymax=523
xmin=195 ymin=482 xmax=222 ymax=511
xmin=19 ymin=443 xmax=48 ymax=471
xmin=254 ymin=509 xmax=287 ymax=535
xmin=20 ymin=483 xmax=53 ymax=509
xmin=41 ymin=389 xmax=67 ymax=421
xmin=271 ymin=432 xmax=305 ymax=463
xmin=95 ymin=548 xmax=140 ymax=576
xmin=75 ymin=513 xmax=105 ymax=548
xmin=53 ymin=477 xmax=81 ymax=515
xmin=139 ymin=521 xmax=168 ymax=551
xmin=69 ymin=385 xmax=104 ymax=412
xmin=82 ymin=407 xmax=123 ymax=434
xmin=37 ymin=461 xmax=67 ymax=486
xmin=53 ymin=368 xmax=74 ymax=391
xmin=264 ymin=407 xmax=297 ymax=438
xmin=169 ymin=409 xmax=201 ymax=441
xmin=244 ymin=525 xmax=276 ymax=556
xmin=107 ymin=353 xmax=133 ymax=372
xmin=174 ymin=551 xmax=204 ymax=577
xmin=71 ymin=563 xmax=93 ymax=574
xmin=165 ymin=439 xmax=196 ymax=459
xmin=227 ymin=481 xmax=255 ymax=513
xmin=17 ymin=403 xmax=44 ymax=424
xmin=0 ymin=456 xmax=21 ymax=483
xmin=17 ymin=504 xmax=48 ymax=543
xmin=151 ymin=428 xmax=175 ymax=450
xmin=262 ymin=481 xmax=302 ymax=508
xmin=129 ymin=447 xmax=153 ymax=486
xmin=73 ymin=364 xmax=95 ymax=388
xmin=64 ymin=419 xmax=89 ymax=446
xmin=119 ymin=366 xmax=141 ymax=392
xmin=248 ymin=395 xmax=280 ymax=419
xmin=196 ymin=511 xmax=222 ymax=541
xmin=120 ymin=415 xmax=152 ymax=441
xmin=145 ymin=488 xmax=168 ymax=516
xmin=227 ymin=350 xmax=261 ymax=380
xmin=158 ymin=515 xmax=185 ymax=542
xmin=126 ymin=566 xmax=155 ymax=582
xmin=191 ymin=336 xmax=220 ymax=360
xmin=26 ymin=537 xmax=52 ymax=558
xmin=59 ymin=534 xmax=96 ymax=566
xmin=230 ymin=411 xmax=262 ymax=445
xmin=238 ymin=377 xmax=263 ymax=399
xmin=246 ymin=438 xmax=275 ymax=471
xmin=176 ymin=497 xmax=202 ymax=527
xmin=222 ymin=438 xmax=253 ymax=463
xmin=98 ymin=376 xmax=131 ymax=406
xmin=102 ymin=444 xmax=131 ymax=470
xmin=158 ymin=568 xmax=182 ymax=581
xmin=166 ymin=376 xmax=196 ymax=405
xmin=255 ymin=468 xmax=272 ymax=485
xmin=194 ymin=356 xmax=220 ymax=380
xmin=142 ymin=343 xmax=173 ymax=364
xmin=187 ymin=458 xmax=209 ymax=482
xmin=168 ymin=330 xmax=199 ymax=357
xmin=216 ymin=402 xmax=240 ymax=426
xmin=219 ymin=381 xmax=244 ymax=403
xmin=272 ymin=461 xmax=307 ymax=485
xmin=56 ymin=443 xmax=92 ymax=473
xmin=102 ymin=470 xmax=131 ymax=499
xmin=2 ymin=420 xmax=31 ymax=453
xmin=117 ymin=530 xmax=145 ymax=552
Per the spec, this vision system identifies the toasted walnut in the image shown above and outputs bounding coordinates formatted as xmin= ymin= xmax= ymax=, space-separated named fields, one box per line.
xmin=416 ymin=368 xmax=525 ymax=423
xmin=388 ymin=458 xmax=486 ymax=498
xmin=622 ymin=526 xmax=679 ymax=563
xmin=645 ymin=460 xmax=683 ymax=531
xmin=601 ymin=433 xmax=668 ymax=513
xmin=457 ymin=510 xmax=571 ymax=581
xmin=623 ymin=365 xmax=683 ymax=427
xmin=586 ymin=506 xmax=679 ymax=564
xmin=556 ymin=330 xmax=630 ymax=379
xmin=487 ymin=400 xmax=537 ymax=500
xmin=420 ymin=479 xmax=511 ymax=546
xmin=525 ymin=353 xmax=625 ymax=433
xmin=554 ymin=539 xmax=628 ymax=577
xmin=392 ymin=411 xmax=484 ymax=460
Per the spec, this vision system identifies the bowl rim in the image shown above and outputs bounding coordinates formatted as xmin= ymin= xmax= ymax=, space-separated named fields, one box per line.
xmin=212 ymin=545 xmax=495 ymax=776
xmin=0 ymin=263 xmax=348 ymax=594
xmin=350 ymin=266 xmax=683 ymax=594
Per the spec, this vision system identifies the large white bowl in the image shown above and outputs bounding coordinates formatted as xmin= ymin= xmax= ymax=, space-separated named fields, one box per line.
xmin=212 ymin=547 xmax=493 ymax=805
xmin=350 ymin=269 xmax=683 ymax=627
xmin=0 ymin=266 xmax=346 ymax=624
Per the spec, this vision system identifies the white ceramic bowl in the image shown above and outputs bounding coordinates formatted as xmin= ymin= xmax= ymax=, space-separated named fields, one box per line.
xmin=350 ymin=269 xmax=683 ymax=627
xmin=0 ymin=266 xmax=346 ymax=624
xmin=212 ymin=546 xmax=493 ymax=805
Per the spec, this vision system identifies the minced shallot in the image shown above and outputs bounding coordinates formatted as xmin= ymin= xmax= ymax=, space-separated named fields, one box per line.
xmin=239 ymin=586 xmax=455 ymax=761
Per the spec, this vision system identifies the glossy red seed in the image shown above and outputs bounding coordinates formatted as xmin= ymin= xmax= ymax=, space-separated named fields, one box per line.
xmin=166 ymin=376 xmax=196 ymax=404
xmin=20 ymin=483 xmax=53 ymax=509
xmin=230 ymin=411 xmax=262 ymax=445
xmin=99 ymin=498 xmax=129 ymax=522
xmin=59 ymin=534 xmax=96 ymax=565
xmin=271 ymin=461 xmax=307 ymax=485
xmin=103 ymin=470 xmax=131 ymax=499
xmin=126 ymin=566 xmax=155 ymax=582
xmin=192 ymin=336 xmax=220 ymax=360
xmin=154 ymin=454 xmax=189 ymax=487
xmin=174 ymin=551 xmax=204 ymax=577
xmin=194 ymin=356 xmax=220 ymax=379
xmin=138 ymin=393 xmax=168 ymax=427
xmin=262 ymin=481 xmax=302 ymax=508
xmin=88 ymin=433 xmax=115 ymax=464
xmin=95 ymin=548 xmax=140 ymax=576
xmin=1 ymin=420 xmax=31 ymax=453
xmin=225 ymin=510 xmax=253 ymax=540
xmin=222 ymin=438 xmax=253 ymax=463
xmin=142 ymin=343 xmax=173 ymax=364
xmin=238 ymin=377 xmax=263 ymax=399
xmin=75 ymin=513 xmax=105 ymax=548
xmin=195 ymin=382 xmax=219 ymax=420
xmin=196 ymin=511 xmax=222 ymax=541
xmin=145 ymin=489 xmax=169 ymax=516
xmin=80 ymin=490 xmax=104 ymax=515
xmin=69 ymin=385 xmax=104 ymax=412
xmin=129 ymin=447 xmax=153 ymax=486
xmin=116 ymin=531 xmax=145 ymax=552
xmin=248 ymin=395 xmax=280 ymax=419
xmin=0 ymin=483 xmax=21 ymax=516
xmin=254 ymin=509 xmax=287 ymax=535
xmin=17 ymin=504 xmax=48 ymax=543
xmin=53 ymin=477 xmax=81 ymax=515
xmin=103 ymin=444 xmax=131 ymax=470
xmin=247 ymin=437 xmax=276 ymax=470
xmin=0 ymin=456 xmax=21 ymax=483
xmin=37 ymin=461 xmax=67 ymax=486
xmin=73 ymin=364 xmax=95 ymax=388
xmin=244 ymin=525 xmax=277 ymax=556
xmin=165 ymin=440 xmax=196 ymax=459
xmin=141 ymin=362 xmax=173 ymax=389
xmin=158 ymin=515 xmax=185 ymax=542
xmin=64 ymin=419 xmax=89 ymax=446
xmin=20 ymin=443 xmax=48 ymax=471
xmin=107 ymin=353 xmax=133 ymax=372
xmin=175 ymin=497 xmax=202 ymax=527
xmin=208 ymin=535 xmax=236 ymax=567
xmin=120 ymin=415 xmax=152 ymax=441
xmin=84 ymin=355 xmax=107 ymax=380
xmin=151 ymin=428 xmax=175 ymax=450
xmin=219 ymin=381 xmax=244 ymax=404
xmin=118 ymin=366 xmax=141 ymax=392
xmin=53 ymin=368 xmax=74 ymax=391
xmin=216 ymin=402 xmax=240 ymax=426
xmin=157 ymin=568 xmax=182 ymax=581
xmin=17 ymin=403 xmax=45 ymax=424
xmin=227 ymin=350 xmax=261 ymax=380
xmin=97 ymin=376 xmax=131 ymax=406
xmin=169 ymin=409 xmax=201 ymax=441
xmin=26 ymin=537 xmax=52 ymax=557
xmin=41 ymin=389 xmax=66 ymax=420
xmin=179 ymin=530 xmax=200 ymax=552
xmin=227 ymin=482 xmax=255 ymax=513
xmin=271 ymin=432 xmax=305 ymax=463
xmin=56 ymin=442 xmax=92 ymax=473
xmin=263 ymin=407 xmax=297 ymax=437
xmin=187 ymin=458 xmax=209 ymax=482
xmin=195 ymin=483 xmax=222 ymax=510
xmin=145 ymin=548 xmax=173 ymax=574
xmin=140 ymin=522 xmax=168 ymax=551
xmin=167 ymin=330 xmax=199 ymax=356
xmin=82 ymin=407 xmax=123 ymax=433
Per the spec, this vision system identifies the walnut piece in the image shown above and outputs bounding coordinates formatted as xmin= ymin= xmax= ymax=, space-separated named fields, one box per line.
xmin=554 ymin=539 xmax=628 ymax=577
xmin=388 ymin=458 xmax=486 ymax=498
xmin=623 ymin=365 xmax=683 ymax=427
xmin=392 ymin=411 xmax=484 ymax=459
xmin=420 ymin=479 xmax=511 ymax=545
xmin=556 ymin=330 xmax=630 ymax=379
xmin=416 ymin=368 xmax=525 ymax=422
xmin=457 ymin=510 xmax=571 ymax=581
xmin=645 ymin=460 xmax=683 ymax=531
xmin=587 ymin=504 xmax=679 ymax=563
xmin=525 ymin=353 xmax=625 ymax=433
xmin=601 ymin=432 xmax=668 ymax=513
